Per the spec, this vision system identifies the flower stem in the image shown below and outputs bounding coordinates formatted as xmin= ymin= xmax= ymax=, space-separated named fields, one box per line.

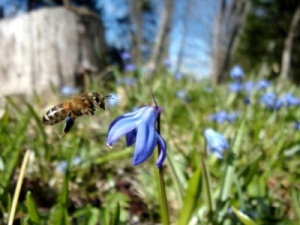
xmin=156 ymin=113 xmax=170 ymax=225
xmin=156 ymin=164 xmax=170 ymax=225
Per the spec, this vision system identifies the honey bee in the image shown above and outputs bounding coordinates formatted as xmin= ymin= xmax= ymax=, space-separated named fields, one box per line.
xmin=42 ymin=92 xmax=111 ymax=136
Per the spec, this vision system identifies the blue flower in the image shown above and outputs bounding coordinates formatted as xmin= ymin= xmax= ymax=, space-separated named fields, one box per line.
xmin=260 ymin=92 xmax=276 ymax=108
xmin=210 ymin=111 xmax=239 ymax=124
xmin=120 ymin=51 xmax=132 ymax=61
xmin=174 ymin=72 xmax=183 ymax=80
xmin=230 ymin=65 xmax=244 ymax=79
xmin=60 ymin=86 xmax=79 ymax=96
xmin=282 ymin=93 xmax=300 ymax=107
xmin=244 ymin=96 xmax=251 ymax=105
xmin=228 ymin=81 xmax=243 ymax=92
xmin=256 ymin=79 xmax=270 ymax=90
xmin=176 ymin=90 xmax=189 ymax=103
xmin=107 ymin=106 xmax=167 ymax=167
xmin=227 ymin=111 xmax=239 ymax=123
xmin=124 ymin=63 xmax=136 ymax=72
xmin=273 ymin=98 xmax=284 ymax=110
xmin=204 ymin=128 xmax=228 ymax=158
xmin=295 ymin=121 xmax=300 ymax=131
xmin=210 ymin=111 xmax=228 ymax=124
xmin=56 ymin=161 xmax=68 ymax=173
xmin=125 ymin=63 xmax=135 ymax=72
xmin=72 ymin=156 xmax=82 ymax=165
xmin=204 ymin=87 xmax=213 ymax=93
xmin=117 ymin=77 xmax=136 ymax=86
xmin=260 ymin=92 xmax=283 ymax=110
xmin=163 ymin=58 xmax=171 ymax=69
xmin=55 ymin=156 xmax=82 ymax=173
xmin=244 ymin=81 xmax=255 ymax=93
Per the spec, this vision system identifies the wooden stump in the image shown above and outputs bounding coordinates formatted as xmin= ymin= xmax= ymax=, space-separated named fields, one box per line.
xmin=0 ymin=7 xmax=106 ymax=96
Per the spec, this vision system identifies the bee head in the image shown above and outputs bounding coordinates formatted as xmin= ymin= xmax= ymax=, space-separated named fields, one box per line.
xmin=92 ymin=92 xmax=113 ymax=110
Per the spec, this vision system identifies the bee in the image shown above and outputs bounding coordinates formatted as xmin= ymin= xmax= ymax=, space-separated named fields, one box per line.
xmin=42 ymin=92 xmax=111 ymax=136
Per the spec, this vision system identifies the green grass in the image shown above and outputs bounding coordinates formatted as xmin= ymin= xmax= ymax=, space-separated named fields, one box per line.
xmin=1 ymin=70 xmax=300 ymax=224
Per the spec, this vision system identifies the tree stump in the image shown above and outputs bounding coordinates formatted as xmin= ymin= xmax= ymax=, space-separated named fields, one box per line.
xmin=0 ymin=7 xmax=106 ymax=96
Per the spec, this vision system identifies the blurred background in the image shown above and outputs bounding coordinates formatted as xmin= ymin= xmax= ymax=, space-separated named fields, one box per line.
xmin=1 ymin=0 xmax=300 ymax=224
xmin=0 ymin=0 xmax=299 ymax=96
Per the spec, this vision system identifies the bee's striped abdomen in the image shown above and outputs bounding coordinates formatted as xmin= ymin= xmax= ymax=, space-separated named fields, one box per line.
xmin=42 ymin=103 xmax=69 ymax=125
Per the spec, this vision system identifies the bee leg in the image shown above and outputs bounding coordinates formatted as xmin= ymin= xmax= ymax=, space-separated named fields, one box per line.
xmin=62 ymin=115 xmax=75 ymax=137
xmin=88 ymin=104 xmax=95 ymax=116
xmin=87 ymin=107 xmax=95 ymax=116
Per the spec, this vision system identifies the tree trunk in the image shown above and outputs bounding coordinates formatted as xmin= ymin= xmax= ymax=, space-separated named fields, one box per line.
xmin=128 ymin=0 xmax=143 ymax=65
xmin=212 ymin=0 xmax=225 ymax=85
xmin=212 ymin=0 xmax=250 ymax=84
xmin=0 ymin=7 xmax=106 ymax=96
xmin=146 ymin=0 xmax=173 ymax=80
xmin=280 ymin=4 xmax=300 ymax=81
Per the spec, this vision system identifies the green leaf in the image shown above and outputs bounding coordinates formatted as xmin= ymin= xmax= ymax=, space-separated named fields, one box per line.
xmin=49 ymin=169 xmax=70 ymax=225
xmin=0 ymin=115 xmax=30 ymax=195
xmin=24 ymin=101 xmax=49 ymax=153
xmin=201 ymin=157 xmax=215 ymax=214
xmin=291 ymin=188 xmax=300 ymax=223
xmin=100 ymin=208 xmax=110 ymax=225
xmin=94 ymin=148 xmax=132 ymax=164
xmin=232 ymin=206 xmax=257 ymax=225
xmin=220 ymin=121 xmax=245 ymax=201
xmin=49 ymin=205 xmax=70 ymax=225
xmin=166 ymin=150 xmax=186 ymax=206
xmin=59 ymin=169 xmax=69 ymax=207
xmin=72 ymin=207 xmax=100 ymax=225
xmin=110 ymin=202 xmax=120 ymax=225
xmin=217 ymin=121 xmax=245 ymax=223
xmin=177 ymin=167 xmax=201 ymax=225
xmin=26 ymin=191 xmax=41 ymax=225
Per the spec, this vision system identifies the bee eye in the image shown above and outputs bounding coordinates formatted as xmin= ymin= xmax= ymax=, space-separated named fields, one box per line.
xmin=93 ymin=96 xmax=100 ymax=103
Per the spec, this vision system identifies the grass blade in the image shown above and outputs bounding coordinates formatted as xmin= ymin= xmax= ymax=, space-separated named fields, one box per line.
xmin=24 ymin=101 xmax=49 ymax=152
xmin=8 ymin=150 xmax=31 ymax=225
xmin=166 ymin=150 xmax=185 ymax=206
xmin=49 ymin=166 xmax=70 ymax=225
xmin=26 ymin=191 xmax=41 ymax=224
xmin=177 ymin=167 xmax=201 ymax=225
xmin=110 ymin=202 xmax=120 ymax=225
xmin=94 ymin=148 xmax=132 ymax=164
xmin=232 ymin=206 xmax=257 ymax=225
xmin=220 ymin=121 xmax=245 ymax=201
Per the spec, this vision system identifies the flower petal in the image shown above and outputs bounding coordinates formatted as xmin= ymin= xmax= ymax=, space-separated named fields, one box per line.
xmin=156 ymin=133 xmax=167 ymax=168
xmin=126 ymin=129 xmax=137 ymax=146
xmin=132 ymin=122 xmax=156 ymax=166
xmin=107 ymin=107 xmax=149 ymax=133
xmin=210 ymin=149 xmax=224 ymax=159
xmin=204 ymin=128 xmax=228 ymax=158
xmin=107 ymin=117 xmax=139 ymax=146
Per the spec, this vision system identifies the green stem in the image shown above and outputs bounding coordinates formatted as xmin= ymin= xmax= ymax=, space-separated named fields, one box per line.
xmin=156 ymin=112 xmax=170 ymax=225
xmin=202 ymin=140 xmax=215 ymax=222
xmin=201 ymin=156 xmax=215 ymax=213
xmin=156 ymin=164 xmax=170 ymax=225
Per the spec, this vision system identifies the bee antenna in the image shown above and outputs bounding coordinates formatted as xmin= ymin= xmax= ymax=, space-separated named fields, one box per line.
xmin=105 ymin=95 xmax=113 ymax=99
